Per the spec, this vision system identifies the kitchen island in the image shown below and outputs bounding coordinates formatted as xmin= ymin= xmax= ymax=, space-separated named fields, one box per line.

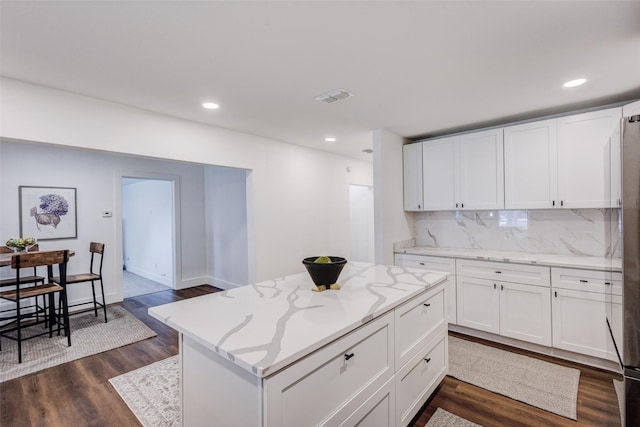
xmin=149 ymin=262 xmax=448 ymax=426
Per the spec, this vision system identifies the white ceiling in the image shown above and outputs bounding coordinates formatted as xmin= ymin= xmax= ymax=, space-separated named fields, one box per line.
xmin=1 ymin=1 xmax=639 ymax=161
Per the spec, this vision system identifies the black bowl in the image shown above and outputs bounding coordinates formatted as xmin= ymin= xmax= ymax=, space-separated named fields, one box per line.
xmin=302 ymin=256 xmax=347 ymax=287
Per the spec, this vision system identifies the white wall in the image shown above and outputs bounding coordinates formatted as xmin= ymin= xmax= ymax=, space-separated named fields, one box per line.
xmin=349 ymin=185 xmax=374 ymax=262
xmin=373 ymin=129 xmax=413 ymax=265
xmin=204 ymin=166 xmax=250 ymax=288
xmin=122 ymin=179 xmax=174 ymax=286
xmin=0 ymin=140 xmax=210 ymax=306
xmin=0 ymin=78 xmax=374 ymax=283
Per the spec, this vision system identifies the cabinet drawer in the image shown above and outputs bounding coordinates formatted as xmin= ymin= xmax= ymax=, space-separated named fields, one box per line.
xmin=456 ymin=259 xmax=549 ymax=287
xmin=395 ymin=254 xmax=455 ymax=274
xmin=264 ymin=312 xmax=394 ymax=427
xmin=396 ymin=329 xmax=447 ymax=426
xmin=551 ymin=268 xmax=622 ymax=294
xmin=395 ymin=283 xmax=446 ymax=369
xmin=337 ymin=378 xmax=395 ymax=427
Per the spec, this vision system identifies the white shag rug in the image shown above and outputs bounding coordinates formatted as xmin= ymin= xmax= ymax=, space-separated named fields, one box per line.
xmin=1 ymin=306 xmax=157 ymax=382
xmin=448 ymin=336 xmax=580 ymax=420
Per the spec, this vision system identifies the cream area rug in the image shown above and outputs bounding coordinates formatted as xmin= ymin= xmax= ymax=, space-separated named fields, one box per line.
xmin=426 ymin=408 xmax=482 ymax=427
xmin=448 ymin=336 xmax=580 ymax=420
xmin=0 ymin=306 xmax=157 ymax=383
xmin=110 ymin=356 xmax=180 ymax=427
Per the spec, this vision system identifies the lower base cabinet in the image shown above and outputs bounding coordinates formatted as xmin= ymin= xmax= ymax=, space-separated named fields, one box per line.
xmin=396 ymin=329 xmax=447 ymax=425
xmin=551 ymin=268 xmax=623 ymax=363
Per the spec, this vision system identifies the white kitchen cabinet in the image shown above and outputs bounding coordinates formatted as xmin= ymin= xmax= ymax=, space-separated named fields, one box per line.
xmin=265 ymin=312 xmax=395 ymax=426
xmin=557 ymin=107 xmax=622 ymax=208
xmin=456 ymin=275 xmax=500 ymax=334
xmin=458 ymin=129 xmax=504 ymax=210
xmin=551 ymin=268 xmax=622 ymax=362
xmin=422 ymin=129 xmax=504 ymax=211
xmin=456 ymin=260 xmax=551 ymax=346
xmin=394 ymin=253 xmax=457 ymax=324
xmin=403 ymin=143 xmax=423 ymax=211
xmin=422 ymin=137 xmax=457 ymax=211
xmin=504 ymin=119 xmax=558 ymax=209
xmin=499 ymin=281 xmax=551 ymax=346
xmin=395 ymin=329 xmax=447 ymax=426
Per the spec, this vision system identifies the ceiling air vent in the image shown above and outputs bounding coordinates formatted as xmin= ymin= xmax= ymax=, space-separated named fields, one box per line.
xmin=315 ymin=89 xmax=354 ymax=104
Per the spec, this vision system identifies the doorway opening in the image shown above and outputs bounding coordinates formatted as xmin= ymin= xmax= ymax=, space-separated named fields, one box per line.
xmin=349 ymin=184 xmax=375 ymax=262
xmin=121 ymin=177 xmax=175 ymax=298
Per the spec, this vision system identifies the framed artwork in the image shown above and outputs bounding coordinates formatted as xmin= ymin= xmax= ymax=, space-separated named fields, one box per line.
xmin=19 ymin=186 xmax=77 ymax=240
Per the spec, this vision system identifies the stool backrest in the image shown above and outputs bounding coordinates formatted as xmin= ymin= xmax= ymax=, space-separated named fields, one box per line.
xmin=11 ymin=250 xmax=69 ymax=269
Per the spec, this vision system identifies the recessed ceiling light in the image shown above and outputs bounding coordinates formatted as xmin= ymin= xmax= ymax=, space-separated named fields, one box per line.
xmin=324 ymin=137 xmax=337 ymax=143
xmin=202 ymin=102 xmax=220 ymax=109
xmin=562 ymin=78 xmax=587 ymax=88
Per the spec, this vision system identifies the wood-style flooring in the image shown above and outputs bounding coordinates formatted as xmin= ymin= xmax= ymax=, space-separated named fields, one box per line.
xmin=0 ymin=286 xmax=622 ymax=427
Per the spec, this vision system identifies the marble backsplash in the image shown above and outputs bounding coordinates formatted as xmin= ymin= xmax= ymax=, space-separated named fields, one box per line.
xmin=413 ymin=209 xmax=621 ymax=257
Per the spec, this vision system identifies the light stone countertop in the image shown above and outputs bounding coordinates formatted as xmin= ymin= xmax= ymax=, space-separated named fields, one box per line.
xmin=395 ymin=246 xmax=622 ymax=272
xmin=149 ymin=262 xmax=447 ymax=378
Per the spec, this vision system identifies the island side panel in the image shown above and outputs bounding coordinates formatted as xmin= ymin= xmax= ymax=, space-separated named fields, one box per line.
xmin=182 ymin=334 xmax=263 ymax=426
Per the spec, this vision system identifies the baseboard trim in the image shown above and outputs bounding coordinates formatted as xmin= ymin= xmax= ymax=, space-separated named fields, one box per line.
xmin=125 ymin=266 xmax=173 ymax=287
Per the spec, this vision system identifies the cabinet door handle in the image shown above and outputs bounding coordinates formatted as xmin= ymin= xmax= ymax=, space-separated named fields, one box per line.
xmin=552 ymin=200 xmax=555 ymax=207
xmin=461 ymin=203 xmax=464 ymax=208
xmin=580 ymin=279 xmax=588 ymax=283
xmin=423 ymin=303 xmax=431 ymax=307
xmin=501 ymin=284 xmax=504 ymax=291
xmin=561 ymin=200 xmax=564 ymax=207
xmin=555 ymin=291 xmax=558 ymax=298
xmin=424 ymin=357 xmax=431 ymax=363
xmin=494 ymin=283 xmax=497 ymax=289
xmin=344 ymin=353 xmax=355 ymax=361
xmin=418 ymin=204 xmax=421 ymax=209
xmin=456 ymin=203 xmax=459 ymax=208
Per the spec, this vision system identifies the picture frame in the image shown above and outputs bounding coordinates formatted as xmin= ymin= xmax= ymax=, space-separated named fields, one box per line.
xmin=19 ymin=186 xmax=77 ymax=240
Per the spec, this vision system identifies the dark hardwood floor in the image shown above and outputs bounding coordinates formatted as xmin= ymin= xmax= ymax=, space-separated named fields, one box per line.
xmin=1 ymin=286 xmax=623 ymax=427
xmin=410 ymin=332 xmax=623 ymax=427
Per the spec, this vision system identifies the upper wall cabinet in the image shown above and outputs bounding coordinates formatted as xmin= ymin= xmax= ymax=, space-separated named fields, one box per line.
xmin=423 ymin=136 xmax=457 ymax=210
xmin=423 ymin=129 xmax=504 ymax=211
xmin=504 ymin=107 xmax=622 ymax=210
xmin=504 ymin=119 xmax=558 ymax=209
xmin=403 ymin=142 xmax=423 ymax=211
xmin=557 ymin=107 xmax=622 ymax=209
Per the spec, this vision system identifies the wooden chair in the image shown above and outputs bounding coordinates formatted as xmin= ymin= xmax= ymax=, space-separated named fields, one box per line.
xmin=0 ymin=244 xmax=47 ymax=323
xmin=52 ymin=242 xmax=107 ymax=322
xmin=0 ymin=250 xmax=70 ymax=363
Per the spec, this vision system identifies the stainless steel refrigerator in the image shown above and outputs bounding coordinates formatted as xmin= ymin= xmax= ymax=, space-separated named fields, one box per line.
xmin=614 ymin=109 xmax=640 ymax=426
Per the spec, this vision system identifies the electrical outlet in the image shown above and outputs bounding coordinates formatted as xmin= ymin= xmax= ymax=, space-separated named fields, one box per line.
xmin=102 ymin=211 xmax=112 ymax=218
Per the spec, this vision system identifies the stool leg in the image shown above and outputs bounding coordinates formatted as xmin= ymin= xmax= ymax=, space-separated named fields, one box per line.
xmin=90 ymin=280 xmax=98 ymax=317
xmin=99 ymin=278 xmax=107 ymax=322
xmin=60 ymin=287 xmax=71 ymax=347
xmin=48 ymin=293 xmax=56 ymax=338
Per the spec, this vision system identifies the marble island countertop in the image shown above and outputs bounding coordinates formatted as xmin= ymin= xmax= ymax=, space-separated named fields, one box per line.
xmin=149 ymin=262 xmax=447 ymax=378
xmin=395 ymin=246 xmax=622 ymax=272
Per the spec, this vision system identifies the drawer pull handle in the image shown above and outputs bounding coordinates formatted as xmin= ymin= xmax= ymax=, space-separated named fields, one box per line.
xmin=495 ymin=271 xmax=502 ymax=274
xmin=424 ymin=357 xmax=431 ymax=363
xmin=423 ymin=303 xmax=431 ymax=307
xmin=605 ymin=282 xmax=611 ymax=285
xmin=344 ymin=353 xmax=355 ymax=361
xmin=580 ymin=280 xmax=588 ymax=283
xmin=420 ymin=262 xmax=425 ymax=266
